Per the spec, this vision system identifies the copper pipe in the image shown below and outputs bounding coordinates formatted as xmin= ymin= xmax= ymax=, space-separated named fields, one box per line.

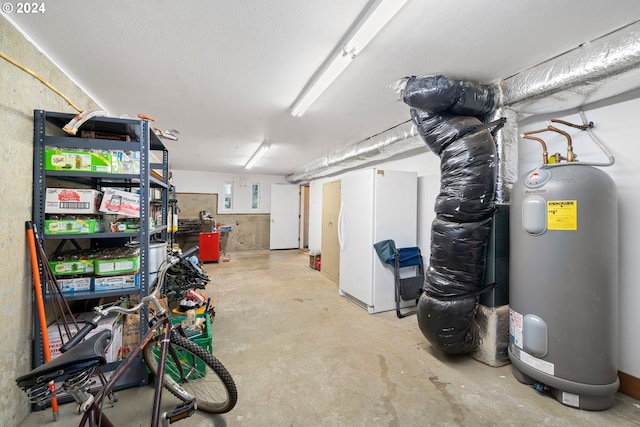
xmin=549 ymin=118 xmax=590 ymax=130
xmin=546 ymin=124 xmax=576 ymax=161
xmin=522 ymin=134 xmax=549 ymax=164
xmin=521 ymin=127 xmax=548 ymax=136
xmin=524 ymin=123 xmax=578 ymax=162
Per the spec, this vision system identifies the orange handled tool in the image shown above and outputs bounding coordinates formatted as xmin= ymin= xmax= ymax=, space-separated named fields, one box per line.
xmin=26 ymin=221 xmax=58 ymax=420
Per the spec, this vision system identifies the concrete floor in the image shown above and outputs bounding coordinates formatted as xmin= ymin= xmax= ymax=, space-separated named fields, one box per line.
xmin=21 ymin=249 xmax=640 ymax=426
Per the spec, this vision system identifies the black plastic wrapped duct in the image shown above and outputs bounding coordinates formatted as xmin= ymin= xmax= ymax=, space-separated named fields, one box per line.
xmin=403 ymin=75 xmax=496 ymax=116
xmin=435 ymin=130 xmax=497 ymax=222
xmin=426 ymin=218 xmax=492 ymax=297
xmin=417 ymin=295 xmax=478 ymax=354
xmin=403 ymin=75 xmax=500 ymax=355
xmin=411 ymin=109 xmax=482 ymax=156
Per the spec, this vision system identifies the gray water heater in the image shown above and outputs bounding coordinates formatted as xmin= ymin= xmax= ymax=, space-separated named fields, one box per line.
xmin=509 ymin=164 xmax=619 ymax=410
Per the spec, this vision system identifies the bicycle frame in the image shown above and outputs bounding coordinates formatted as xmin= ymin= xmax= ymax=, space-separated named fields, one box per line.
xmin=73 ymin=248 xmax=199 ymax=426
xmin=79 ymin=310 xmax=173 ymax=427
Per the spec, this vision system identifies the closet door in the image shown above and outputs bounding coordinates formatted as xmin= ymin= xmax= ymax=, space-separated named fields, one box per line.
xmin=270 ymin=184 xmax=300 ymax=249
xmin=321 ymin=180 xmax=341 ymax=284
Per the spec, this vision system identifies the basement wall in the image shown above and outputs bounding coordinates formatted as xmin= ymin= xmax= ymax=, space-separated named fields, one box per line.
xmin=0 ymin=16 xmax=101 ymax=427
xmin=172 ymin=170 xmax=289 ymax=251
xmin=172 ymin=169 xmax=288 ymax=214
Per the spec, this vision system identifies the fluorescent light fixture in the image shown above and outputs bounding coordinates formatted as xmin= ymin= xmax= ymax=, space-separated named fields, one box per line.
xmin=290 ymin=0 xmax=409 ymax=117
xmin=245 ymin=142 xmax=270 ymax=170
xmin=291 ymin=51 xmax=353 ymax=117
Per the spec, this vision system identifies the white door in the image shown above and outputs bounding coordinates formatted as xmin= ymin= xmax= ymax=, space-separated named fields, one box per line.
xmin=270 ymin=184 xmax=300 ymax=249
xmin=339 ymin=170 xmax=374 ymax=307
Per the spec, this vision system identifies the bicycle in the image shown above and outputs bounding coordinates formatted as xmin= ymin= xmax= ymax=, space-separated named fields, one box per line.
xmin=16 ymin=246 xmax=238 ymax=426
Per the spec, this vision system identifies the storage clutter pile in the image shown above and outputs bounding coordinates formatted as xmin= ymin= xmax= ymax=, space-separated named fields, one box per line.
xmin=48 ymin=246 xmax=141 ymax=293
xmin=164 ymin=256 xmax=211 ymax=308
xmin=47 ymin=311 xmax=125 ymax=401
xmin=43 ymin=185 xmax=164 ymax=295
xmin=45 ymin=187 xmax=147 ymax=221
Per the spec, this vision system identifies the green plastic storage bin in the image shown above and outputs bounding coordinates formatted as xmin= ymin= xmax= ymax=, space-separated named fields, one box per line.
xmin=147 ymin=313 xmax=213 ymax=382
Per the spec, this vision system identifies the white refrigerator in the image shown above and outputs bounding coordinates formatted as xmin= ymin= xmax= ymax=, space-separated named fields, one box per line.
xmin=338 ymin=168 xmax=418 ymax=313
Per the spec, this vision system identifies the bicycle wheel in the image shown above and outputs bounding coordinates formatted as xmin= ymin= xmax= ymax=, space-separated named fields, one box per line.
xmin=143 ymin=332 xmax=237 ymax=413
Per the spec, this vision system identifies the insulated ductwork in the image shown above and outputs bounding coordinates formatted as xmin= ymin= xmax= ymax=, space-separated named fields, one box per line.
xmin=403 ymin=75 xmax=500 ymax=354
xmin=487 ymin=107 xmax=519 ymax=203
xmin=501 ymin=20 xmax=640 ymax=117
xmin=491 ymin=20 xmax=640 ymax=202
xmin=285 ymin=121 xmax=424 ymax=183
xmin=286 ymin=20 xmax=640 ymax=185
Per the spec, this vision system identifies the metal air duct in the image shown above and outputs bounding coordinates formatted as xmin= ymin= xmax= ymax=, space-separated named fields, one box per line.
xmin=286 ymin=20 xmax=640 ymax=184
xmin=286 ymin=121 xmax=424 ymax=183
xmin=501 ymin=20 xmax=640 ymax=117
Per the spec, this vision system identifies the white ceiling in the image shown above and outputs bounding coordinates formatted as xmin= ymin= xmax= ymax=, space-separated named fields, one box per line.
xmin=7 ymin=1 xmax=640 ymax=176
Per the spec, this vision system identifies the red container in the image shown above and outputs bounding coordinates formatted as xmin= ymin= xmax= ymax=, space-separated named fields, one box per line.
xmin=199 ymin=232 xmax=220 ymax=262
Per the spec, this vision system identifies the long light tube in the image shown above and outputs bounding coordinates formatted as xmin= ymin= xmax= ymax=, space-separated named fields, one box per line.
xmin=245 ymin=142 xmax=270 ymax=170
xmin=290 ymin=0 xmax=409 ymax=117
xmin=291 ymin=51 xmax=353 ymax=117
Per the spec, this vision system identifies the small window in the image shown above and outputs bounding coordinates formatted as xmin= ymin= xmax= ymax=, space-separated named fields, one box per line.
xmin=251 ymin=183 xmax=260 ymax=209
xmin=223 ymin=181 xmax=233 ymax=210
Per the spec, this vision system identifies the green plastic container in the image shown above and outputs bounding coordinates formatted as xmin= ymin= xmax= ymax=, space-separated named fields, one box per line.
xmin=148 ymin=313 xmax=213 ymax=382
xmin=171 ymin=314 xmax=212 ymax=353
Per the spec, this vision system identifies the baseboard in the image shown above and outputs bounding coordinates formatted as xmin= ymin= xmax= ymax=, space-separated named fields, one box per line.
xmin=619 ymin=371 xmax=640 ymax=400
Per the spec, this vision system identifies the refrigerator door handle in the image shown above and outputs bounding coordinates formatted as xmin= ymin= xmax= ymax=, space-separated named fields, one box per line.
xmin=337 ymin=202 xmax=345 ymax=251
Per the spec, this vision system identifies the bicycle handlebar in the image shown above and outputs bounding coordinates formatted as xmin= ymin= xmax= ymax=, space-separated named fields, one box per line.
xmin=178 ymin=246 xmax=199 ymax=261
xmin=59 ymin=246 xmax=200 ymax=353
xmin=60 ymin=320 xmax=97 ymax=353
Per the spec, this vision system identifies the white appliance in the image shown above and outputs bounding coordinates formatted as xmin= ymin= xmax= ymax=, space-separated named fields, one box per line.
xmin=338 ymin=168 xmax=418 ymax=313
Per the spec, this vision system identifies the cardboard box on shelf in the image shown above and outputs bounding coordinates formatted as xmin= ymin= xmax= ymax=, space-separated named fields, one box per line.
xmin=110 ymin=220 xmax=140 ymax=232
xmin=48 ymin=313 xmax=122 ymax=363
xmin=94 ymin=255 xmax=140 ymax=276
xmin=47 ymin=277 xmax=92 ymax=293
xmin=44 ymin=218 xmax=105 ymax=235
xmin=49 ymin=259 xmax=94 ymax=276
xmin=108 ymin=220 xmax=154 ymax=233
xmin=99 ymin=188 xmax=140 ymax=218
xmin=45 ymin=148 xmax=116 ymax=173
xmin=120 ymin=313 xmax=140 ymax=360
xmin=93 ymin=274 xmax=140 ymax=290
xmin=45 ymin=188 xmax=103 ymax=214
xmin=80 ymin=130 xmax=131 ymax=141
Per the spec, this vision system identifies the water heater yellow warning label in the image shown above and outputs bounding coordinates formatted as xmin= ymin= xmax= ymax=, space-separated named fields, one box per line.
xmin=547 ymin=200 xmax=577 ymax=230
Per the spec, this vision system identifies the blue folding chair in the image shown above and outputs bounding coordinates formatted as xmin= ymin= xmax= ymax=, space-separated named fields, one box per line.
xmin=374 ymin=240 xmax=425 ymax=318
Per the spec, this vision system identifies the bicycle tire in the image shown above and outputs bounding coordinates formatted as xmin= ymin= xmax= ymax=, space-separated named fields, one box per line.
xmin=143 ymin=332 xmax=237 ymax=413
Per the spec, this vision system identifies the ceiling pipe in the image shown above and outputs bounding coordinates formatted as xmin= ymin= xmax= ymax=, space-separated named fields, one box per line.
xmin=492 ymin=19 xmax=640 ymax=203
xmin=286 ymin=121 xmax=425 ymax=183
xmin=500 ymin=20 xmax=640 ymax=117
xmin=286 ymin=20 xmax=640 ymax=184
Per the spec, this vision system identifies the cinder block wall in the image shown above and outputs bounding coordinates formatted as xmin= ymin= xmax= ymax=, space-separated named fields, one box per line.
xmin=1 ymin=17 xmax=100 ymax=426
